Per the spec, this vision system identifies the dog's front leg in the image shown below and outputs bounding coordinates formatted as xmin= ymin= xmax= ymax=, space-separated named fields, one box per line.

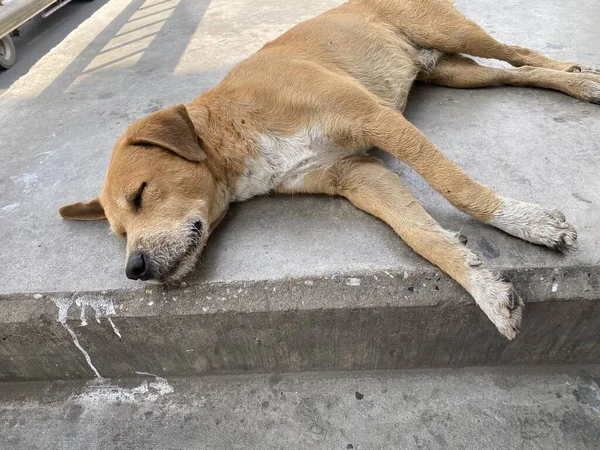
xmin=282 ymin=156 xmax=523 ymax=340
xmin=353 ymin=107 xmax=577 ymax=252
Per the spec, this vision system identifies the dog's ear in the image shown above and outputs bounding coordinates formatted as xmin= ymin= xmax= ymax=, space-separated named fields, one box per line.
xmin=59 ymin=197 xmax=106 ymax=221
xmin=128 ymin=104 xmax=207 ymax=162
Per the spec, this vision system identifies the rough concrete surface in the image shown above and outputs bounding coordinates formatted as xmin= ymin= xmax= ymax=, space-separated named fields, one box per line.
xmin=0 ymin=0 xmax=110 ymax=94
xmin=1 ymin=0 xmax=600 ymax=379
xmin=1 ymin=0 xmax=599 ymax=292
xmin=1 ymin=366 xmax=600 ymax=450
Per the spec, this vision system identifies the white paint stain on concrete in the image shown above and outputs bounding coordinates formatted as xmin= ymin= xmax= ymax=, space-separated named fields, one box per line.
xmin=52 ymin=298 xmax=102 ymax=378
xmin=65 ymin=325 xmax=103 ymax=379
xmin=108 ymin=318 xmax=122 ymax=339
xmin=134 ymin=372 xmax=175 ymax=397
xmin=35 ymin=150 xmax=56 ymax=166
xmin=1 ymin=203 xmax=18 ymax=212
xmin=53 ymin=297 xmax=74 ymax=326
xmin=51 ymin=296 xmax=123 ymax=378
xmin=71 ymin=375 xmax=174 ymax=405
xmin=345 ymin=277 xmax=361 ymax=286
xmin=10 ymin=172 xmax=39 ymax=192
xmin=75 ymin=296 xmax=117 ymax=326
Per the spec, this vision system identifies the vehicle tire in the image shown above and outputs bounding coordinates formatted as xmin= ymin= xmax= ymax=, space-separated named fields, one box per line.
xmin=0 ymin=34 xmax=16 ymax=70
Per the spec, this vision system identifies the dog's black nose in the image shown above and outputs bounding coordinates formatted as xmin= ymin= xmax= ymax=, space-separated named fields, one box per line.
xmin=125 ymin=252 xmax=149 ymax=280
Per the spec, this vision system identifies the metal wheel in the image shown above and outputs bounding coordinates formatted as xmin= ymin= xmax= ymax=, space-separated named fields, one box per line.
xmin=0 ymin=34 xmax=16 ymax=70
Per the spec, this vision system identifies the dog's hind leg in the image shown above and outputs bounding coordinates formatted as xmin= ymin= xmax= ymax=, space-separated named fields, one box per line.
xmin=325 ymin=104 xmax=577 ymax=251
xmin=360 ymin=0 xmax=597 ymax=72
xmin=419 ymin=54 xmax=600 ymax=104
xmin=284 ymin=156 xmax=523 ymax=339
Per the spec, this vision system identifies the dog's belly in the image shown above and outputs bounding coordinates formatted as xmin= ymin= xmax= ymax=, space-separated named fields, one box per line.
xmin=231 ymin=129 xmax=365 ymax=201
xmin=330 ymin=25 xmax=428 ymax=105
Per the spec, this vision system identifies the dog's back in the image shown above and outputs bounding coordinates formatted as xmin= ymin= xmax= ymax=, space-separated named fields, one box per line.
xmin=218 ymin=1 xmax=440 ymax=117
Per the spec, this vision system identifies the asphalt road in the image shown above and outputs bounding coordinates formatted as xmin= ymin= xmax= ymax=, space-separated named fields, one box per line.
xmin=0 ymin=0 xmax=109 ymax=94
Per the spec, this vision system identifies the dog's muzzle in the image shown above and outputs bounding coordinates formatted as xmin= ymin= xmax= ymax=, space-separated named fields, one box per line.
xmin=125 ymin=219 xmax=206 ymax=282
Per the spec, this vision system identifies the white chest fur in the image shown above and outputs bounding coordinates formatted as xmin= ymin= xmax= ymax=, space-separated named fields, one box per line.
xmin=231 ymin=128 xmax=364 ymax=201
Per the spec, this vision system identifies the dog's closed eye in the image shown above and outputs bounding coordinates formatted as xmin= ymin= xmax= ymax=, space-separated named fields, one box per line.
xmin=133 ymin=182 xmax=147 ymax=209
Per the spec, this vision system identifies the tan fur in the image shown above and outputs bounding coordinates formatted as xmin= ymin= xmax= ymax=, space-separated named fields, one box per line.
xmin=60 ymin=0 xmax=596 ymax=338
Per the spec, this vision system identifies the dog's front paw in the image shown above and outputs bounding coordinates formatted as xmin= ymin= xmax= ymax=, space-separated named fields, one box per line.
xmin=488 ymin=198 xmax=578 ymax=252
xmin=517 ymin=205 xmax=578 ymax=252
xmin=468 ymin=267 xmax=524 ymax=340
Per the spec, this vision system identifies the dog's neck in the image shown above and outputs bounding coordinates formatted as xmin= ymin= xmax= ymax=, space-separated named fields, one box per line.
xmin=186 ymin=94 xmax=262 ymax=207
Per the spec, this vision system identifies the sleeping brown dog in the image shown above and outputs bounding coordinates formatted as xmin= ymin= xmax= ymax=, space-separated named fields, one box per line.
xmin=60 ymin=0 xmax=599 ymax=339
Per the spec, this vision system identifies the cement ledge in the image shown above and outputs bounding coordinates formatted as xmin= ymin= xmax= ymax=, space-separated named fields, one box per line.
xmin=1 ymin=265 xmax=598 ymax=381
xmin=1 ymin=0 xmax=599 ymax=383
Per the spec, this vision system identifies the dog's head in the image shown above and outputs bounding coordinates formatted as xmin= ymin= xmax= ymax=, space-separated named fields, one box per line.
xmin=60 ymin=104 xmax=228 ymax=283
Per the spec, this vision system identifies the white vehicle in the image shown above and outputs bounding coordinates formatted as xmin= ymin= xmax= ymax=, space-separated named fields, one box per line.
xmin=0 ymin=0 xmax=93 ymax=69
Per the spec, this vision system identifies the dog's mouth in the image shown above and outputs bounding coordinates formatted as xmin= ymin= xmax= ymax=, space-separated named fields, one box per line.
xmin=143 ymin=221 xmax=206 ymax=284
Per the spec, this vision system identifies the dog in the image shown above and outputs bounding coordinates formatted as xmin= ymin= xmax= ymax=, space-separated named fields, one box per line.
xmin=59 ymin=0 xmax=599 ymax=339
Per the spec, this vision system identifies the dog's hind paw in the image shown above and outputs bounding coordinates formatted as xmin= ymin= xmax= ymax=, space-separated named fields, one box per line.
xmin=562 ymin=67 xmax=600 ymax=103
xmin=583 ymin=81 xmax=600 ymax=104
xmin=488 ymin=198 xmax=578 ymax=252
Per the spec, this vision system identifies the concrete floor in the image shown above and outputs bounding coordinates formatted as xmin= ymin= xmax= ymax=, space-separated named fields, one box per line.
xmin=0 ymin=0 xmax=599 ymax=295
xmin=0 ymin=0 xmax=110 ymax=94
xmin=1 ymin=365 xmax=599 ymax=449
